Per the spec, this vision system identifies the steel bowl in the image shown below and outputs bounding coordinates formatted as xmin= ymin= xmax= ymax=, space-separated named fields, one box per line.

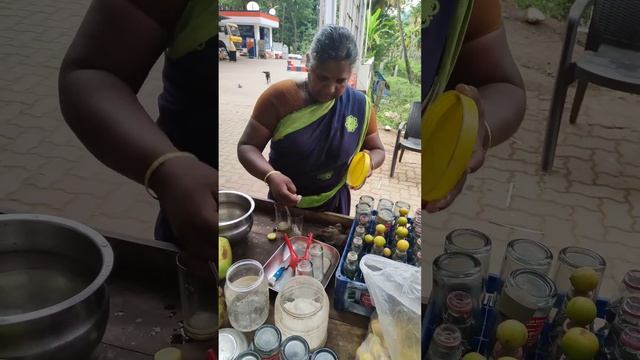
xmin=218 ymin=191 xmax=255 ymax=245
xmin=0 ymin=214 xmax=114 ymax=360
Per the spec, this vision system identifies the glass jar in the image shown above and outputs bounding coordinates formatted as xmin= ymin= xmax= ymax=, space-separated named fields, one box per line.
xmin=393 ymin=200 xmax=411 ymax=217
xmin=310 ymin=348 xmax=339 ymax=360
xmin=354 ymin=225 xmax=366 ymax=239
xmin=235 ymin=351 xmax=261 ymax=360
xmin=355 ymin=203 xmax=372 ymax=225
xmin=253 ymin=325 xmax=282 ymax=360
xmin=426 ymin=324 xmax=463 ymax=360
xmin=375 ymin=208 xmax=394 ymax=231
xmin=443 ymin=291 xmax=473 ymax=351
xmin=350 ymin=237 xmax=363 ymax=255
xmin=496 ymin=269 xmax=557 ymax=348
xmin=224 ymin=259 xmax=269 ymax=332
xmin=498 ymin=239 xmax=553 ymax=290
xmin=279 ymin=336 xmax=310 ymax=360
xmin=377 ymin=198 xmax=394 ymax=212
xmin=431 ymin=252 xmax=483 ymax=328
xmin=553 ymin=246 xmax=606 ymax=299
xmin=219 ymin=328 xmax=249 ymax=360
xmin=274 ymin=276 xmax=329 ymax=351
xmin=608 ymin=270 xmax=640 ymax=323
xmin=358 ymin=195 xmax=375 ymax=208
xmin=445 ymin=229 xmax=492 ymax=280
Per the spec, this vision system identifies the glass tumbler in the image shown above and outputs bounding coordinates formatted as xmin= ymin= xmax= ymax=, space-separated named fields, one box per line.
xmin=393 ymin=200 xmax=411 ymax=217
xmin=444 ymin=229 xmax=492 ymax=280
xmin=553 ymin=246 xmax=606 ymax=299
xmin=176 ymin=254 xmax=217 ymax=340
xmin=358 ymin=195 xmax=375 ymax=208
xmin=355 ymin=203 xmax=372 ymax=226
xmin=498 ymin=239 xmax=553 ymax=290
xmin=309 ymin=244 xmax=324 ymax=282
xmin=377 ymin=198 xmax=394 ymax=212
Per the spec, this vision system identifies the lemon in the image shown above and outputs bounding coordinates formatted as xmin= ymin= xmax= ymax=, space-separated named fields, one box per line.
xmin=399 ymin=207 xmax=409 ymax=216
xmin=566 ymin=296 xmax=597 ymax=327
xmin=375 ymin=224 xmax=387 ymax=234
xmin=397 ymin=217 xmax=408 ymax=226
xmin=560 ymin=327 xmax=599 ymax=360
xmin=396 ymin=239 xmax=410 ymax=252
xmin=496 ymin=319 xmax=528 ymax=351
xmin=374 ymin=236 xmax=386 ymax=247
xmin=364 ymin=234 xmax=374 ymax=244
xmin=570 ymin=267 xmax=600 ymax=293
xmin=395 ymin=226 xmax=409 ymax=239
xmin=383 ymin=248 xmax=392 ymax=257
xmin=462 ymin=352 xmax=486 ymax=360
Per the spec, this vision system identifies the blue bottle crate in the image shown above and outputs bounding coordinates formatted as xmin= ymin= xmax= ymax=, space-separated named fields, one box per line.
xmin=334 ymin=211 xmax=419 ymax=317
xmin=422 ymin=274 xmax=609 ymax=359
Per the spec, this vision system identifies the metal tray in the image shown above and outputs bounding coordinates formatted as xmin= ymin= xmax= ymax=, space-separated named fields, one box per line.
xmin=263 ymin=237 xmax=340 ymax=292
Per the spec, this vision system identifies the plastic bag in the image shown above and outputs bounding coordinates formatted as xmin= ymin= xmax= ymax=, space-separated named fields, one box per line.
xmin=360 ymin=255 xmax=421 ymax=360
xmin=356 ymin=311 xmax=392 ymax=360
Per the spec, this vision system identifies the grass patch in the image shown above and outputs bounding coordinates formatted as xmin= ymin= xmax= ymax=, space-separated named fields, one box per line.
xmin=374 ymin=76 xmax=420 ymax=129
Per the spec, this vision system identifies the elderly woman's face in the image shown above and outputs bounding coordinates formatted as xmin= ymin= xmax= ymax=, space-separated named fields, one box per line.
xmin=308 ymin=60 xmax=352 ymax=102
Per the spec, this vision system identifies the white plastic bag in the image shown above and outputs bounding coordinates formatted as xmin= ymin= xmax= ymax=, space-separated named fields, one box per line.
xmin=360 ymin=255 xmax=421 ymax=360
xmin=356 ymin=311 xmax=392 ymax=360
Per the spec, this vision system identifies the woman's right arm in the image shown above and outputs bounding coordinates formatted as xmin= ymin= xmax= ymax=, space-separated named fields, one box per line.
xmin=59 ymin=0 xmax=218 ymax=262
xmin=237 ymin=88 xmax=300 ymax=206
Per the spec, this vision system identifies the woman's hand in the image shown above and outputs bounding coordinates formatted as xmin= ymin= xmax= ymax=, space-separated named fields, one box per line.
xmin=266 ymin=172 xmax=301 ymax=206
xmin=150 ymin=156 xmax=218 ymax=264
xmin=424 ymin=84 xmax=489 ymax=213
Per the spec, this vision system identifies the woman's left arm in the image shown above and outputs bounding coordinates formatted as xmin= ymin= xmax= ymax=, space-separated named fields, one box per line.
xmin=449 ymin=25 xmax=526 ymax=149
xmin=363 ymin=132 xmax=386 ymax=171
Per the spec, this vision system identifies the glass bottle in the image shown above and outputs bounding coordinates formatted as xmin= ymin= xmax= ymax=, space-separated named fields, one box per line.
xmin=607 ymin=270 xmax=640 ymax=323
xmin=443 ymin=291 xmax=473 ymax=351
xmin=392 ymin=239 xmax=410 ymax=263
xmin=309 ymin=244 xmax=324 ymax=282
xmin=343 ymin=251 xmax=359 ymax=280
xmin=426 ymin=324 xmax=463 ymax=360
xmin=431 ymin=252 xmax=483 ymax=328
xmin=355 ymin=203 xmax=372 ymax=226
xmin=372 ymin=236 xmax=385 ymax=256
xmin=605 ymin=296 xmax=640 ymax=352
xmin=613 ymin=326 xmax=640 ymax=360
xmin=350 ymin=236 xmax=363 ymax=256
xmin=296 ymin=259 xmax=313 ymax=277
xmin=354 ymin=224 xmax=366 ymax=239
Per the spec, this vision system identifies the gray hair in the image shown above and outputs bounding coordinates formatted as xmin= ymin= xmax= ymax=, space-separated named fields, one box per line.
xmin=309 ymin=25 xmax=358 ymax=68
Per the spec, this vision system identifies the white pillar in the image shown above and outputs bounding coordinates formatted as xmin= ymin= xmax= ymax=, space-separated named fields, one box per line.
xmin=269 ymin=27 xmax=273 ymax=50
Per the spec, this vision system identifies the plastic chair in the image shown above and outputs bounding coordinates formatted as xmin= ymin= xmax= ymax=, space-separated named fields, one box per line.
xmin=389 ymin=101 xmax=422 ymax=177
xmin=542 ymin=0 xmax=640 ymax=172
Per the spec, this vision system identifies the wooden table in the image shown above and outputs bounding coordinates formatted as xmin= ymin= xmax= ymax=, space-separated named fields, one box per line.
xmin=226 ymin=197 xmax=369 ymax=359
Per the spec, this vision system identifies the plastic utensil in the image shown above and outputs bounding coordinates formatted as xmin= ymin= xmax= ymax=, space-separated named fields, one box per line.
xmin=303 ymin=232 xmax=313 ymax=261
xmin=283 ymin=233 xmax=300 ymax=271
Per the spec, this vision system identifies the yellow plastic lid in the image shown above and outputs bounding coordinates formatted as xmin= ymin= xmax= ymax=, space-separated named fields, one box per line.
xmin=422 ymin=90 xmax=479 ymax=202
xmin=347 ymin=151 xmax=371 ymax=188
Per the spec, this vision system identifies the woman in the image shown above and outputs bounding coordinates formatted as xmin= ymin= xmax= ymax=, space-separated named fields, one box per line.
xmin=238 ymin=26 xmax=385 ymax=215
xmin=59 ymin=0 xmax=217 ymax=265
xmin=423 ymin=0 xmax=526 ymax=212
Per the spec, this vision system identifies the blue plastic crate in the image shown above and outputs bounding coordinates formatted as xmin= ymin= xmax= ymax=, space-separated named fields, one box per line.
xmin=422 ymin=274 xmax=609 ymax=359
xmin=334 ymin=211 xmax=419 ymax=317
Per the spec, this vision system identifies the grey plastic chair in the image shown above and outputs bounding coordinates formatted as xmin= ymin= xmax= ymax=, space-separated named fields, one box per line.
xmin=390 ymin=101 xmax=421 ymax=177
xmin=542 ymin=0 xmax=640 ymax=172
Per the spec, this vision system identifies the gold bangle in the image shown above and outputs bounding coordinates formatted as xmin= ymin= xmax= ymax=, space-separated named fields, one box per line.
xmin=263 ymin=170 xmax=280 ymax=184
xmin=483 ymin=120 xmax=493 ymax=149
xmin=144 ymin=151 xmax=196 ymax=200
